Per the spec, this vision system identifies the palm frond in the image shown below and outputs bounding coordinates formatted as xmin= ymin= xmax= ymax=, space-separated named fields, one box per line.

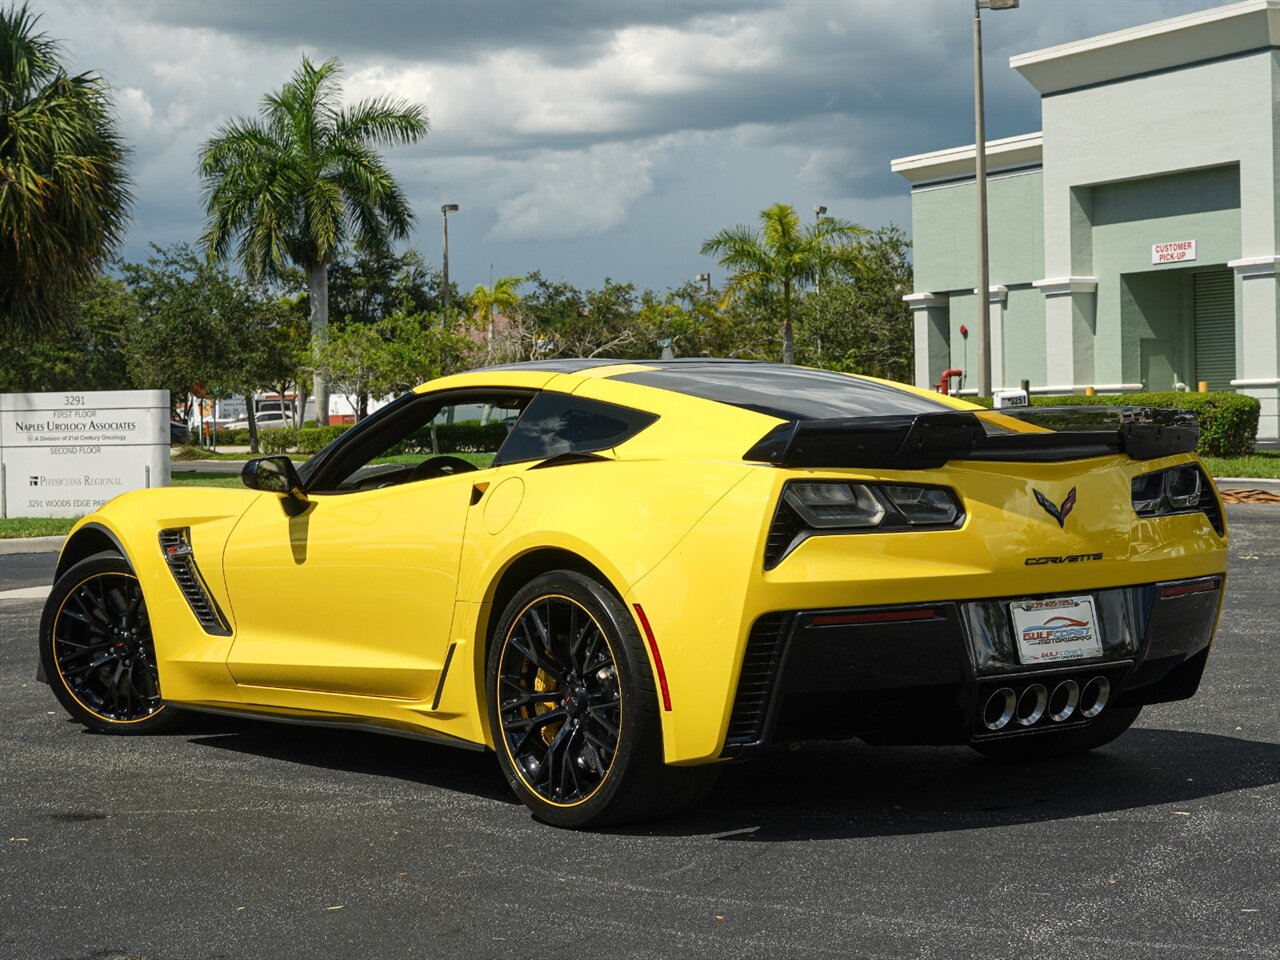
xmin=335 ymin=96 xmax=429 ymax=148
xmin=0 ymin=9 xmax=131 ymax=332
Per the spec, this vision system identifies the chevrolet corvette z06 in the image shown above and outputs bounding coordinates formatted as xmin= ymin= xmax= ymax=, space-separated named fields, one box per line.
xmin=38 ymin=360 xmax=1227 ymax=827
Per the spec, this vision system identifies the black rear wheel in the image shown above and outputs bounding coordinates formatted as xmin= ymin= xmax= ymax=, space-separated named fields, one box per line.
xmin=487 ymin=570 xmax=715 ymax=828
xmin=40 ymin=552 xmax=177 ymax=734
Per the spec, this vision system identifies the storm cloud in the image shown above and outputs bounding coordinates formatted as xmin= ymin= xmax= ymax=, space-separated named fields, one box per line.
xmin=32 ymin=0 xmax=1222 ymax=292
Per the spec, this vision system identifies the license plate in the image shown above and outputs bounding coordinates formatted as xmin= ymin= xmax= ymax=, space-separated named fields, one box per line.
xmin=1010 ymin=596 xmax=1103 ymax=665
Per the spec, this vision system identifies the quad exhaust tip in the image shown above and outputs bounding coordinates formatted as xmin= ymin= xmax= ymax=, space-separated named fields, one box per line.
xmin=1049 ymin=680 xmax=1080 ymax=722
xmin=1080 ymin=676 xmax=1110 ymax=718
xmin=982 ymin=687 xmax=1016 ymax=731
xmin=982 ymin=675 xmax=1108 ymax=732
xmin=1015 ymin=684 xmax=1048 ymax=726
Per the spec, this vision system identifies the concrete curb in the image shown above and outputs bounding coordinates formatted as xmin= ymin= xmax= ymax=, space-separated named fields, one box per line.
xmin=1215 ymin=477 xmax=1280 ymax=492
xmin=0 ymin=536 xmax=64 ymax=556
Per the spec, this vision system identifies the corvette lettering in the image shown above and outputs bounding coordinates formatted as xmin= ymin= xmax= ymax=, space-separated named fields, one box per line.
xmin=1024 ymin=553 xmax=1104 ymax=565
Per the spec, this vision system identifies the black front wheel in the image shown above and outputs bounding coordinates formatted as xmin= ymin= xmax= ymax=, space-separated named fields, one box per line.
xmin=486 ymin=570 xmax=715 ymax=828
xmin=40 ymin=552 xmax=177 ymax=734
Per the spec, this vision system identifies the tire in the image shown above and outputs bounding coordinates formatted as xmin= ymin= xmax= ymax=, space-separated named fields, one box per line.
xmin=486 ymin=570 xmax=716 ymax=828
xmin=40 ymin=551 xmax=178 ymax=734
xmin=971 ymin=705 xmax=1142 ymax=762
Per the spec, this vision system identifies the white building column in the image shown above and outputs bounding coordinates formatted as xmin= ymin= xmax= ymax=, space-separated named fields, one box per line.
xmin=984 ymin=285 xmax=1008 ymax=389
xmin=1034 ymin=277 xmax=1098 ymax=392
xmin=904 ymin=292 xmax=951 ymax=390
xmin=1228 ymin=256 xmax=1280 ymax=442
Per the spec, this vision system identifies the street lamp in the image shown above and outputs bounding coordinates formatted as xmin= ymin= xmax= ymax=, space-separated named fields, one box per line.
xmin=974 ymin=0 xmax=1018 ymax=398
xmin=813 ymin=205 xmax=828 ymax=295
xmin=441 ymin=203 xmax=459 ymax=329
xmin=696 ymin=272 xmax=712 ymax=295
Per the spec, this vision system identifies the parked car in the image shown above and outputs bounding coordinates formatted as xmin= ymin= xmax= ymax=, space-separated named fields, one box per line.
xmin=223 ymin=411 xmax=292 ymax=432
xmin=37 ymin=360 xmax=1227 ymax=827
xmin=168 ymin=420 xmax=191 ymax=445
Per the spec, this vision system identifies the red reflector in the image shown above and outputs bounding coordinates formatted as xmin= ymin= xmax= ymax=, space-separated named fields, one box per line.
xmin=1160 ymin=580 xmax=1219 ymax=599
xmin=632 ymin=604 xmax=672 ymax=711
xmin=811 ymin=608 xmax=936 ymax=627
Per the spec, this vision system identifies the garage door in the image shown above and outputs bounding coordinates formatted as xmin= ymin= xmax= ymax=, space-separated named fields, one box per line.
xmin=1193 ymin=271 xmax=1236 ymax=391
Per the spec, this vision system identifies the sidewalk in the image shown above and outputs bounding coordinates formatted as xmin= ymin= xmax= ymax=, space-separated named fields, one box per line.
xmin=0 ymin=536 xmax=64 ymax=556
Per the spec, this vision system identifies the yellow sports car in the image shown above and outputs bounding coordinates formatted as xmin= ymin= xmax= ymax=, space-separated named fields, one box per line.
xmin=38 ymin=360 xmax=1228 ymax=827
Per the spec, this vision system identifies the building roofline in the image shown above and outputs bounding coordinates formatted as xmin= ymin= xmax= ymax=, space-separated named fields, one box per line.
xmin=1012 ymin=0 xmax=1280 ymax=95
xmin=890 ymin=132 xmax=1043 ymax=183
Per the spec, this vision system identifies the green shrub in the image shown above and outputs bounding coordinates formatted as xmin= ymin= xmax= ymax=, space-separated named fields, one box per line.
xmin=962 ymin=391 xmax=1259 ymax=457
xmin=397 ymin=420 xmax=510 ymax=455
xmin=259 ymin=429 xmax=296 ymax=455
xmin=295 ymin=425 xmax=351 ymax=455
xmin=212 ymin=427 xmax=251 ymax=445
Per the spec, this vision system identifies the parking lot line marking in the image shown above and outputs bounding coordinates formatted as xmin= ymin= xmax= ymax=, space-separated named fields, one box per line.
xmin=0 ymin=586 xmax=50 ymax=601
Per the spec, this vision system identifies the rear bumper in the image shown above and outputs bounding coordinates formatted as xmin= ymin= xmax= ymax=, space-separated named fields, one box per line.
xmin=720 ymin=575 xmax=1222 ymax=757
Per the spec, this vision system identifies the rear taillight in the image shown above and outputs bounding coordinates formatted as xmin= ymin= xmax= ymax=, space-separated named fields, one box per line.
xmin=1131 ymin=464 xmax=1223 ymax=535
xmin=764 ymin=481 xmax=964 ymax=568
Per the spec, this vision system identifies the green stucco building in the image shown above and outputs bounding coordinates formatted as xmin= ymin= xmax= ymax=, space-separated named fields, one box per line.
xmin=893 ymin=0 xmax=1280 ymax=440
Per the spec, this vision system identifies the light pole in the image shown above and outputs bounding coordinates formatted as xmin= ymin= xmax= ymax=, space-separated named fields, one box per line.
xmin=441 ymin=203 xmax=459 ymax=329
xmin=696 ymin=272 xmax=711 ymax=296
xmin=974 ymin=0 xmax=1018 ymax=398
xmin=813 ymin=205 xmax=828 ymax=295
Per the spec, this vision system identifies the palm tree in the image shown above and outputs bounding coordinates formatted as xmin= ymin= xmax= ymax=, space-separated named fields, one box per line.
xmin=701 ymin=203 xmax=864 ymax=364
xmin=472 ymin=274 xmax=524 ymax=342
xmin=199 ymin=56 xmax=427 ymax=426
xmin=0 ymin=3 xmax=131 ymax=333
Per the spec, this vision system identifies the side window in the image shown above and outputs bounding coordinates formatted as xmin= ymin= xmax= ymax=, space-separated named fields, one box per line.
xmin=305 ymin=391 xmax=533 ymax=493
xmin=494 ymin=392 xmax=657 ymax=466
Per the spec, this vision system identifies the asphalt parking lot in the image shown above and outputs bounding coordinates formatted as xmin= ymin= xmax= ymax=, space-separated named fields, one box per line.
xmin=2 ymin=507 xmax=1278 ymax=960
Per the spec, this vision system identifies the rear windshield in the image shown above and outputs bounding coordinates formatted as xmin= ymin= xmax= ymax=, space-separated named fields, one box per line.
xmin=611 ymin=363 xmax=952 ymax=420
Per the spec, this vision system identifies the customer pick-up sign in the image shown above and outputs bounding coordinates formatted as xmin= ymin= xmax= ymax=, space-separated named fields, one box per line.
xmin=1152 ymin=240 xmax=1196 ymax=264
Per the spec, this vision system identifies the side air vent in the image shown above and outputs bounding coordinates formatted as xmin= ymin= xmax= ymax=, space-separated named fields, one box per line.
xmin=763 ymin=502 xmax=804 ymax=569
xmin=723 ymin=612 xmax=794 ymax=748
xmin=1196 ymin=466 xmax=1225 ymax=537
xmin=159 ymin=528 xmax=231 ymax=636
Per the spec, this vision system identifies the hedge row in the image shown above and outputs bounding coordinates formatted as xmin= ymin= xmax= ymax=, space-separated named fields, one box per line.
xmin=249 ymin=420 xmax=507 ymax=457
xmin=396 ymin=422 xmax=511 ymax=455
xmin=965 ymin=391 xmax=1259 ymax=457
xmin=259 ymin=425 xmax=349 ymax=455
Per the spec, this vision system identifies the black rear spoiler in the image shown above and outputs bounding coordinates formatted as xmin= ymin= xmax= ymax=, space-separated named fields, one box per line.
xmin=742 ymin=407 xmax=1199 ymax=469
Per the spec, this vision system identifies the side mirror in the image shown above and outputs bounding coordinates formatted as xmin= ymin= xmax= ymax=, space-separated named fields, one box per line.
xmin=241 ymin=456 xmax=309 ymax=516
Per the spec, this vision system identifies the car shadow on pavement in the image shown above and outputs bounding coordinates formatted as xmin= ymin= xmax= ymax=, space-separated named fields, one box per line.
xmin=621 ymin=728 xmax=1280 ymax=841
xmin=177 ymin=718 xmax=1278 ymax=836
xmin=182 ymin=714 xmax=517 ymax=804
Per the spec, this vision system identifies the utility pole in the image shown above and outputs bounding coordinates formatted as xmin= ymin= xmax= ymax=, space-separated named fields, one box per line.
xmin=974 ymin=0 xmax=1019 ymax=398
xmin=813 ymin=205 xmax=827 ymax=296
xmin=441 ymin=203 xmax=458 ymax=330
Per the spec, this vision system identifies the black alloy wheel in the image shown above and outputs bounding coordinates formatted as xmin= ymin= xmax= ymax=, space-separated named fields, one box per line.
xmin=496 ymin=593 xmax=622 ymax=806
xmin=486 ymin=570 xmax=717 ymax=828
xmin=41 ymin=552 xmax=177 ymax=734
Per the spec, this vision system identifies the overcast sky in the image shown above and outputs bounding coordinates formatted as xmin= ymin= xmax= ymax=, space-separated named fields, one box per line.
xmin=33 ymin=0 xmax=1223 ymax=294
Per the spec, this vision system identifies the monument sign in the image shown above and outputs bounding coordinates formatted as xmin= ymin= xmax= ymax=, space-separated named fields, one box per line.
xmin=0 ymin=390 xmax=170 ymax=518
